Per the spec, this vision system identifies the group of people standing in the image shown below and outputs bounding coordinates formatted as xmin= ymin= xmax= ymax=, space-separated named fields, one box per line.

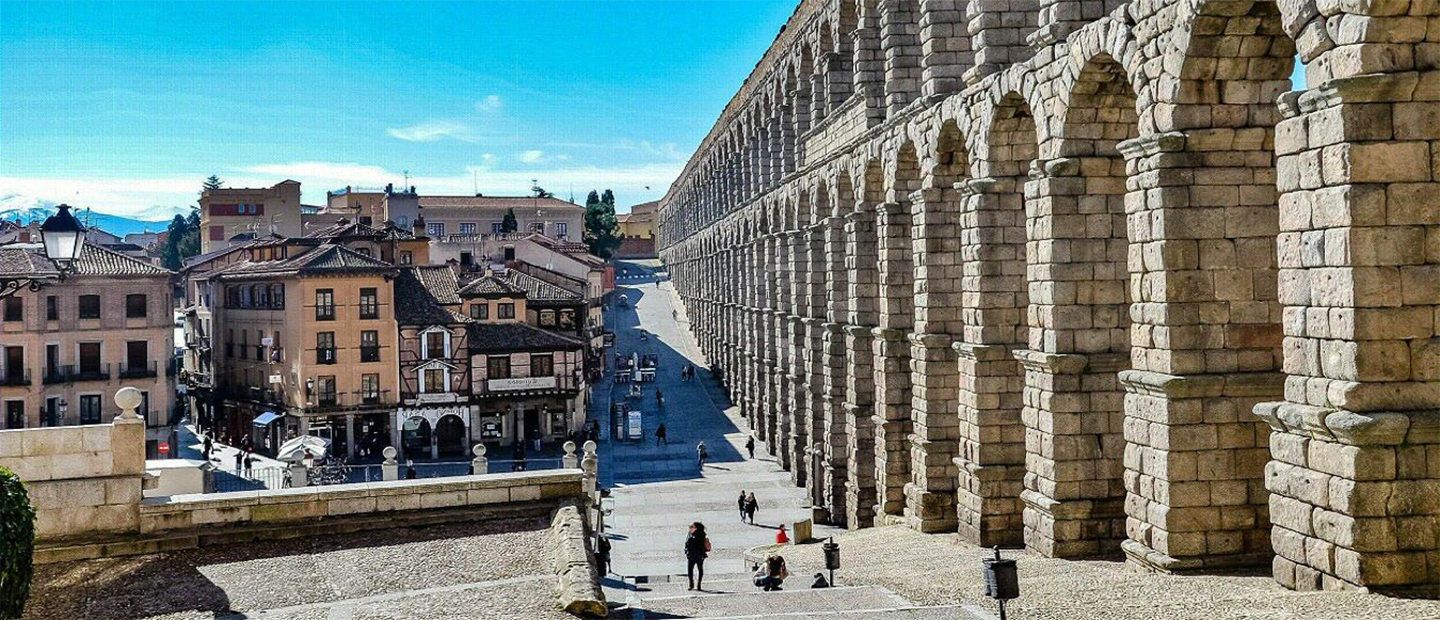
xmin=681 ymin=521 xmax=789 ymax=592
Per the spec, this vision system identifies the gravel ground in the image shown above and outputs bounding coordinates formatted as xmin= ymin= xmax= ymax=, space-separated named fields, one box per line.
xmin=26 ymin=517 xmax=567 ymax=620
xmin=761 ymin=525 xmax=1440 ymax=620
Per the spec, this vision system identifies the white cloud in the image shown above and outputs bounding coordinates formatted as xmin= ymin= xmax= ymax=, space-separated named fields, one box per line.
xmin=481 ymin=153 xmax=497 ymax=163
xmin=519 ymin=150 xmax=546 ymax=164
xmin=386 ymin=120 xmax=478 ymax=143
xmin=474 ymin=95 xmax=504 ymax=113
xmin=0 ymin=175 xmax=201 ymax=219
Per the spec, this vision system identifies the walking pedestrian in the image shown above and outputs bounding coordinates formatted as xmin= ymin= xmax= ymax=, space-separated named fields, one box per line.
xmin=738 ymin=490 xmax=748 ymax=521
xmin=656 ymin=423 xmax=667 ymax=447
xmin=745 ymin=491 xmax=758 ymax=524
xmin=243 ymin=450 xmax=254 ymax=477
xmin=203 ymin=436 xmax=213 ymax=461
xmin=683 ymin=522 xmax=711 ymax=591
xmin=233 ymin=448 xmax=243 ymax=473
xmin=696 ymin=441 xmax=708 ymax=469
xmin=745 ymin=435 xmax=756 ymax=460
xmin=405 ymin=463 xmax=417 ymax=479
xmin=656 ymin=388 xmax=664 ymax=408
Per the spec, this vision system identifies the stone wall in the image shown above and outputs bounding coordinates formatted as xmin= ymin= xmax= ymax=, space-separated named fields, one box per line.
xmin=0 ymin=411 xmax=145 ymax=540
xmin=657 ymin=0 xmax=1440 ymax=595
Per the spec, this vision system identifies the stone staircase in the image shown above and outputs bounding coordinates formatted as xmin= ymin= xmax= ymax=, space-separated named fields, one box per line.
xmin=603 ymin=572 xmax=991 ymax=619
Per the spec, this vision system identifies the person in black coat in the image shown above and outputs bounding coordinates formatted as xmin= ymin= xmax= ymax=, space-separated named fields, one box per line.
xmin=683 ymin=522 xmax=710 ymax=591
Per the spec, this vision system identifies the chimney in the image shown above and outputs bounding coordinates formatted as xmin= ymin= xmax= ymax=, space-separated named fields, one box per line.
xmin=413 ymin=215 xmax=426 ymax=237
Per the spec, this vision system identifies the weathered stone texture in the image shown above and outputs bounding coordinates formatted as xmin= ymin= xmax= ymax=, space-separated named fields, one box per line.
xmin=656 ymin=0 xmax=1440 ymax=595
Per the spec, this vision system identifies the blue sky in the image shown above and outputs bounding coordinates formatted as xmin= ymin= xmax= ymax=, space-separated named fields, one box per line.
xmin=0 ymin=1 xmax=799 ymax=218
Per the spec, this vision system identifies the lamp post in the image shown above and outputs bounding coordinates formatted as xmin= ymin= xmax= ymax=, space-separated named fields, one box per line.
xmin=0 ymin=204 xmax=88 ymax=299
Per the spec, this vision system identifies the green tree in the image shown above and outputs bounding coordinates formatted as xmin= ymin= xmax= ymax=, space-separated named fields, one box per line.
xmin=585 ymin=190 xmax=600 ymax=207
xmin=583 ymin=189 xmax=622 ymax=259
xmin=202 ymin=175 xmax=224 ymax=191
xmin=501 ymin=208 xmax=519 ymax=233
xmin=0 ymin=467 xmax=36 ymax=619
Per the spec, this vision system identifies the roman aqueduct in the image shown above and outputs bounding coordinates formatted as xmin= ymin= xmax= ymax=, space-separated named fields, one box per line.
xmin=657 ymin=0 xmax=1439 ymax=594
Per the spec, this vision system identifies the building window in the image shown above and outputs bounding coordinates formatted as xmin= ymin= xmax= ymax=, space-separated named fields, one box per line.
xmin=79 ymin=394 xmax=102 ymax=425
xmin=554 ymin=222 xmax=568 ymax=238
xmin=497 ymin=303 xmax=515 ymax=319
xmin=240 ymin=330 xmax=249 ymax=359
xmin=559 ymin=310 xmax=576 ymax=329
xmin=539 ymin=310 xmax=556 ymax=327
xmin=271 ymin=331 xmax=283 ymax=362
xmin=359 ymin=287 xmax=378 ymax=319
xmin=469 ymin=303 xmax=488 ymax=320
xmin=487 ymin=356 xmax=511 ymax=379
xmin=426 ymin=222 xmax=445 ymax=237
xmin=360 ymin=330 xmax=380 ymax=362
xmin=315 ymin=289 xmax=335 ymax=320
xmin=316 ymin=376 xmax=336 ymax=406
xmin=530 ymin=222 xmax=544 ymax=234
xmin=424 ymin=331 xmax=446 ymax=360
xmin=209 ymin=225 xmax=224 ymax=241
xmin=45 ymin=296 xmax=57 ymax=321
xmin=400 ymin=251 xmax=413 ymax=265
xmin=225 ymin=329 xmax=234 ymax=358
xmin=125 ymin=340 xmax=149 ymax=376
xmin=2 ymin=297 xmax=20 ymax=322
xmin=254 ymin=328 xmax=264 ymax=360
xmin=530 ymin=354 xmax=553 ymax=377
xmin=239 ymin=286 xmax=251 ymax=308
xmin=4 ymin=400 xmax=22 ymax=430
xmin=361 ymin=373 xmax=380 ymax=403
xmin=78 ymin=342 xmax=102 ymax=375
xmin=271 ymin=284 xmax=285 ymax=309
xmin=355 ymin=247 xmax=372 ymax=257
xmin=125 ymin=293 xmax=148 ymax=318
xmin=78 ymin=294 xmax=101 ymax=319
xmin=316 ymin=332 xmax=336 ymax=364
xmin=423 ymin=368 xmax=445 ymax=393
xmin=459 ymin=222 xmax=477 ymax=235
xmin=491 ymin=222 xmax=504 ymax=235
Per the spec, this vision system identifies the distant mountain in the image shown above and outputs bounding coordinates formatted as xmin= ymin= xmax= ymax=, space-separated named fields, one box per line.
xmin=0 ymin=194 xmax=190 ymax=237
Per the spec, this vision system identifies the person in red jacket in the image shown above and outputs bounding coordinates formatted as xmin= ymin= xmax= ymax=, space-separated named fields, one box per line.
xmin=775 ymin=524 xmax=789 ymax=545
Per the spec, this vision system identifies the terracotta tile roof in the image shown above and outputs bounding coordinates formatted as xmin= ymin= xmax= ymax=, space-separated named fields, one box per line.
xmin=457 ymin=268 xmax=582 ymax=305
xmin=213 ymin=244 xmax=395 ymax=279
xmin=467 ymin=322 xmax=582 ymax=353
xmin=0 ymin=242 xmax=172 ymax=277
xmin=418 ymin=195 xmax=584 ymax=210
xmin=394 ymin=266 xmax=468 ymax=325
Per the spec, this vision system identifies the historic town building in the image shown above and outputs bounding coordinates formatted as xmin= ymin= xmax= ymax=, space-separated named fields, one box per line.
xmin=0 ymin=243 xmax=178 ymax=456
xmin=656 ymin=0 xmax=1440 ymax=594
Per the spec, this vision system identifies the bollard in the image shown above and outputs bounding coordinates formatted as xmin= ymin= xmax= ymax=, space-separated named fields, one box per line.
xmin=381 ymin=446 xmax=399 ymax=481
xmin=822 ymin=537 xmax=840 ymax=586
xmin=981 ymin=546 xmax=1018 ymax=620
xmin=471 ymin=443 xmax=489 ymax=475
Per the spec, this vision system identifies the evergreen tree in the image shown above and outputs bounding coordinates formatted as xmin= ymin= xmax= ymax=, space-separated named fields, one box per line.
xmin=583 ymin=189 xmax=622 ymax=259
xmin=160 ymin=214 xmax=188 ymax=270
xmin=202 ymin=175 xmax=224 ymax=191
xmin=585 ymin=190 xmax=600 ymax=207
xmin=501 ymin=208 xmax=519 ymax=233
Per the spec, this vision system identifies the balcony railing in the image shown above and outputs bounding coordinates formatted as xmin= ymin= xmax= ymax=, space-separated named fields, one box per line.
xmin=0 ymin=368 xmax=31 ymax=386
xmin=305 ymin=389 xmax=392 ymax=413
xmin=119 ymin=360 xmax=159 ymax=379
xmin=316 ymin=348 xmax=337 ymax=364
xmin=360 ymin=346 xmax=380 ymax=363
xmin=44 ymin=363 xmax=112 ymax=383
xmin=216 ymin=384 xmax=287 ymax=407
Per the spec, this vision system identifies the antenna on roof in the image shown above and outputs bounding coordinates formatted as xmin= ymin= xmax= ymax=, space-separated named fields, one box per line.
xmin=404 ymin=170 xmax=410 ymax=190
xmin=473 ymin=170 xmax=478 ymax=196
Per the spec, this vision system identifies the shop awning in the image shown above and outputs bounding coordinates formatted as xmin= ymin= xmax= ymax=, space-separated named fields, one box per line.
xmin=252 ymin=412 xmax=282 ymax=426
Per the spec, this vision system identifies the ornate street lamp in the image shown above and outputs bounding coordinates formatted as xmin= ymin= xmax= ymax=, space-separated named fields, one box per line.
xmin=0 ymin=204 xmax=88 ymax=298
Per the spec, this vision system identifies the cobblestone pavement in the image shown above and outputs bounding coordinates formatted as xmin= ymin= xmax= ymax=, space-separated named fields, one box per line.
xmin=764 ymin=525 xmax=1440 ymax=620
xmin=26 ymin=519 xmax=572 ymax=620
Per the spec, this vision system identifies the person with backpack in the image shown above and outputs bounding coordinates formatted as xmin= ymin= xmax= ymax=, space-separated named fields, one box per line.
xmin=696 ymin=441 xmax=708 ymax=469
xmin=683 ymin=522 xmax=711 ymax=591
xmin=745 ymin=491 xmax=758 ymax=524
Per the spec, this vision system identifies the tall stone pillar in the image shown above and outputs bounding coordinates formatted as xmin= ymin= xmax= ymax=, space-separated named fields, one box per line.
xmin=1256 ymin=70 xmax=1440 ymax=593
xmin=879 ymin=0 xmax=922 ymax=115
xmin=1116 ymin=133 xmax=1281 ymax=574
xmin=844 ymin=207 xmax=881 ymax=528
xmin=918 ymin=0 xmax=969 ymax=100
xmin=1014 ymin=162 xmax=1127 ymax=559
xmin=962 ymin=0 xmax=1039 ymax=85
xmin=873 ymin=200 xmax=915 ymax=518
xmin=850 ymin=7 xmax=886 ymax=125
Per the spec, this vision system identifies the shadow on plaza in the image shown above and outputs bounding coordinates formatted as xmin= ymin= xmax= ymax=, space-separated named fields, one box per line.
xmin=26 ymin=517 xmax=550 ymax=620
xmin=599 ymin=267 xmax=749 ymax=488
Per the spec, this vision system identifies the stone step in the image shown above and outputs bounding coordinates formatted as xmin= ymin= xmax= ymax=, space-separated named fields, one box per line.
xmin=612 ymin=581 xmax=959 ymax=619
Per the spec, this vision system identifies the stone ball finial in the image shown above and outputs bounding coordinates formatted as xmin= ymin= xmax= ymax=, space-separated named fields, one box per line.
xmin=582 ymin=440 xmax=597 ymax=455
xmin=473 ymin=443 xmax=487 ymax=457
xmin=114 ymin=387 xmax=143 ymax=418
xmin=382 ymin=446 xmax=397 ymax=463
xmin=563 ymin=441 xmax=576 ymax=455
